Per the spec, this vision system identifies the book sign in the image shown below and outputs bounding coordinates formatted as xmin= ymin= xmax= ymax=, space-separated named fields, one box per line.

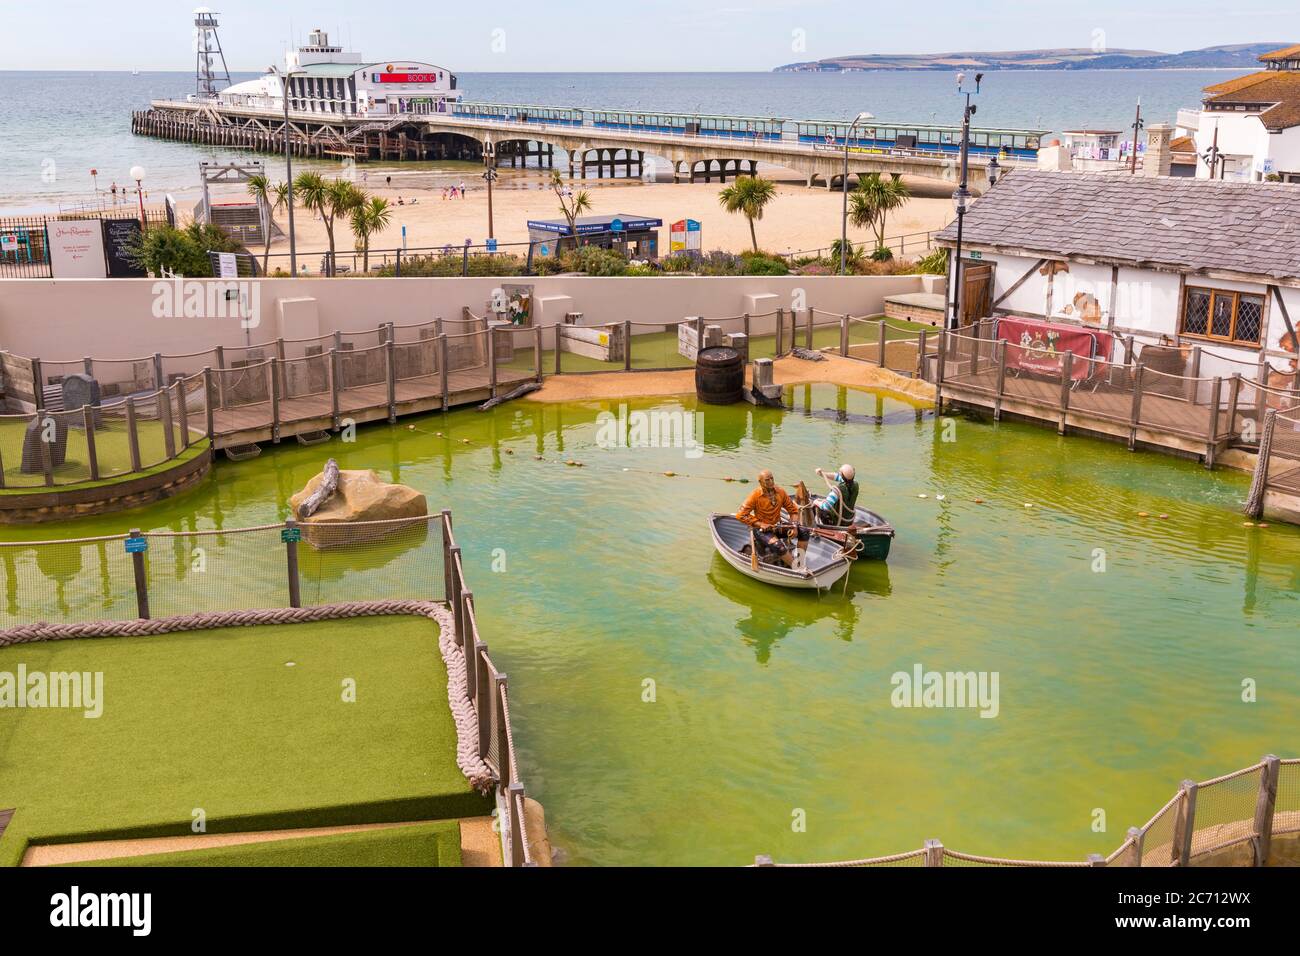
xmin=670 ymin=219 xmax=701 ymax=254
xmin=48 ymin=219 xmax=107 ymax=278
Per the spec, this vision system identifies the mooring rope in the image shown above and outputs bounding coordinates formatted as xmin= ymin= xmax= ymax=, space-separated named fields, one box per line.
xmin=0 ymin=599 xmax=496 ymax=793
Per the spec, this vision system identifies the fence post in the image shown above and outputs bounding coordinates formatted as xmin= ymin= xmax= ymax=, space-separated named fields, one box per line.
xmin=495 ymin=674 xmax=511 ymax=787
xmin=1171 ymin=780 xmax=1198 ymax=866
xmin=214 ymin=346 xmax=227 ymax=409
xmin=284 ymin=518 xmax=302 ymax=608
xmin=623 ymin=320 xmax=632 ymax=371
xmin=83 ymin=405 xmax=100 ymax=480
xmin=1087 ymin=853 xmax=1106 ymax=867
xmin=486 ymin=329 xmax=498 ymax=399
xmin=31 ymin=357 xmax=44 ymax=411
xmin=1185 ymin=346 xmax=1202 ymax=402
xmin=329 ymin=348 xmax=341 ymax=430
xmin=269 ymin=359 xmax=281 ymax=443
xmin=203 ymin=367 xmax=215 ymax=439
xmin=805 ymin=309 xmax=814 ymax=350
xmin=916 ymin=330 xmax=928 ymax=379
xmin=1058 ymin=351 xmax=1074 ymax=435
xmin=83 ymin=356 xmax=94 ymax=378
xmin=173 ymin=381 xmax=190 ymax=450
xmin=462 ymin=591 xmax=476 ymax=699
xmin=159 ymin=386 xmax=177 ymax=459
xmin=129 ymin=528 xmax=150 ymax=620
xmin=475 ymin=643 xmax=492 ymax=757
xmin=840 ymin=314 xmax=849 ymax=357
xmin=395 ymin=248 xmax=402 ymax=278
xmin=449 ymin=548 xmax=463 ymax=642
xmin=775 ymin=308 xmax=784 ymax=356
xmin=754 ymin=855 xmax=775 ymax=867
xmin=276 ymin=337 xmax=287 ymax=398
xmin=440 ymin=509 xmax=454 ymax=602
xmin=125 ymin=397 xmax=142 ymax=471
xmin=1205 ymin=376 xmax=1223 ymax=469
xmin=1253 ymin=755 xmax=1280 ymax=866
xmin=461 ymin=244 xmax=470 ymax=277
xmin=694 ymin=316 xmax=704 ymax=356
xmin=1225 ymin=373 xmax=1242 ymax=440
xmin=934 ymin=332 xmax=947 ymax=414
xmin=534 ymin=326 xmax=543 ymax=382
xmin=1126 ymin=825 xmax=1145 ymax=867
xmin=1128 ymin=363 xmax=1145 ymax=451
xmin=877 ymin=321 xmax=887 ymax=368
xmin=743 ymin=312 xmax=751 ymax=345
xmin=385 ymin=338 xmax=398 ymax=422
xmin=152 ymin=351 xmax=165 ymax=391
xmin=509 ymin=781 xmax=527 ymax=866
xmin=923 ymin=838 xmax=944 ymax=867
xmin=993 ymin=340 xmax=1008 ymax=421
xmin=439 ymin=335 xmax=450 ymax=410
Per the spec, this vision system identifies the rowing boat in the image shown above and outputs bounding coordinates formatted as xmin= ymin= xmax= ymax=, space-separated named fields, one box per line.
xmin=809 ymin=495 xmax=896 ymax=560
xmin=709 ymin=514 xmax=851 ymax=590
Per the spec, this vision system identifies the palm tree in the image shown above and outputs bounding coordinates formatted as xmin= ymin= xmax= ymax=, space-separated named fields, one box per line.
xmin=848 ymin=173 xmax=911 ymax=257
xmin=718 ymin=175 xmax=777 ymax=252
xmin=349 ymin=196 xmax=393 ymax=273
xmin=293 ymin=173 xmax=364 ymax=274
xmin=247 ymin=175 xmax=291 ymax=275
xmin=549 ymin=170 xmax=592 ymax=249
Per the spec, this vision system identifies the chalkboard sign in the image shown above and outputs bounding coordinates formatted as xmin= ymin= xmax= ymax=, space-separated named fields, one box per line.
xmin=101 ymin=218 xmax=146 ymax=278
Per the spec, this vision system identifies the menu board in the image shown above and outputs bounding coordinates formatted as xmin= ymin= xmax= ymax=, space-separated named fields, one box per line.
xmin=101 ymin=218 xmax=146 ymax=278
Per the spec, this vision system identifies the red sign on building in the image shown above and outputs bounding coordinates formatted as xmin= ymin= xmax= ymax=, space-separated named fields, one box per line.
xmin=375 ymin=73 xmax=439 ymax=84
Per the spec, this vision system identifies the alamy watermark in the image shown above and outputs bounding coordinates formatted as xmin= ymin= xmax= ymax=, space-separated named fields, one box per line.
xmin=890 ymin=663 xmax=999 ymax=718
xmin=151 ymin=278 xmax=261 ymax=329
xmin=0 ymin=665 xmax=103 ymax=718
xmin=595 ymin=403 xmax=704 ymax=459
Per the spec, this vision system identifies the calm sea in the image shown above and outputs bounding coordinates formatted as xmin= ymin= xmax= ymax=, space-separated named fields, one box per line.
xmin=0 ymin=69 xmax=1227 ymax=214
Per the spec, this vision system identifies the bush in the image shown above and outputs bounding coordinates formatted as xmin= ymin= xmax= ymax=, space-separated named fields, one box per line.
xmin=869 ymin=246 xmax=894 ymax=262
xmin=738 ymin=251 xmax=790 ymax=276
xmin=911 ymin=247 xmax=949 ymax=276
xmin=559 ymin=245 xmax=628 ymax=276
xmin=373 ymin=252 xmax=527 ymax=277
xmin=127 ymin=221 xmax=242 ymax=277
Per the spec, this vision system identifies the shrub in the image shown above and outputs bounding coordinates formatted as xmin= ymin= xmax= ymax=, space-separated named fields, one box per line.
xmin=127 ymin=221 xmax=242 ymax=277
xmin=559 ymin=245 xmax=628 ymax=276
xmin=739 ymin=251 xmax=790 ymax=276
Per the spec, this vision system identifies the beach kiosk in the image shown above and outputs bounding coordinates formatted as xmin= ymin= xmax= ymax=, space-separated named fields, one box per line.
xmin=527 ymin=214 xmax=662 ymax=260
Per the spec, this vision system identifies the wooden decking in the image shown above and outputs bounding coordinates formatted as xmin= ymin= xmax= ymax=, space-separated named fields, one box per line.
xmin=940 ymin=364 xmax=1235 ymax=463
xmin=211 ymin=367 xmax=534 ymax=449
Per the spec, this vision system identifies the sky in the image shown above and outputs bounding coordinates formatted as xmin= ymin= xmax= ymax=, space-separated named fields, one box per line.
xmin=0 ymin=0 xmax=1295 ymax=71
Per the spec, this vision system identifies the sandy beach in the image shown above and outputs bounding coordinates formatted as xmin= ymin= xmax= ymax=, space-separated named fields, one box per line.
xmin=256 ymin=168 xmax=956 ymax=262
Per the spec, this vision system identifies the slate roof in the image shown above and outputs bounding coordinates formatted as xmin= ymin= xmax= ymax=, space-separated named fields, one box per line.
xmin=933 ymin=169 xmax=1300 ymax=283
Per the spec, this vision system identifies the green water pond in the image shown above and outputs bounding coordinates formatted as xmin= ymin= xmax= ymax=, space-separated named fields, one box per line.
xmin=4 ymin=383 xmax=1297 ymax=866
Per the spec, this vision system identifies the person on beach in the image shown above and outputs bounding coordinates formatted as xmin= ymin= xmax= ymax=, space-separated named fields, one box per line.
xmin=386 ymin=175 xmax=392 ymax=188
xmin=813 ymin=464 xmax=859 ymax=527
xmin=736 ymin=469 xmax=807 ymax=567
xmin=459 ymin=181 xmax=466 ymax=198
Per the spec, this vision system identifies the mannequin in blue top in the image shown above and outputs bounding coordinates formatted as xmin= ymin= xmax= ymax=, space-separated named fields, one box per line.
xmin=814 ymin=463 xmax=859 ymax=527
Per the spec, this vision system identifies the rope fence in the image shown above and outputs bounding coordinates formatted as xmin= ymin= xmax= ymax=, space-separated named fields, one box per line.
xmin=757 ymin=756 xmax=1296 ymax=868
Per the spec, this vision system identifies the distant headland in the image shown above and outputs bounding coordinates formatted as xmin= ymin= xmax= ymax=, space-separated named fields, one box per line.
xmin=774 ymin=42 xmax=1294 ymax=72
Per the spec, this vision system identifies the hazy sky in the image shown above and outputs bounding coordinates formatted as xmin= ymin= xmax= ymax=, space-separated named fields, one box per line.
xmin=2 ymin=0 xmax=1295 ymax=71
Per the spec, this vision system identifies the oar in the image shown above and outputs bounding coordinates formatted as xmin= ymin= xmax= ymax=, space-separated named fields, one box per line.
xmin=749 ymin=526 xmax=759 ymax=571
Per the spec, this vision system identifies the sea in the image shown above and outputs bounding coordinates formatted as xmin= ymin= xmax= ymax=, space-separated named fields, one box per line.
xmin=0 ymin=69 xmax=1229 ymax=215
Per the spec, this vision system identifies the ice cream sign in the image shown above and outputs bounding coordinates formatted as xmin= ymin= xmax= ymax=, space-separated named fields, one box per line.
xmin=375 ymin=65 xmax=443 ymax=83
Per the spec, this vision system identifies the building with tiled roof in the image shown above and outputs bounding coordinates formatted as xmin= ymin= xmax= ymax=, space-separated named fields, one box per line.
xmin=932 ymin=169 xmax=1300 ymax=380
xmin=1175 ymin=45 xmax=1300 ymax=182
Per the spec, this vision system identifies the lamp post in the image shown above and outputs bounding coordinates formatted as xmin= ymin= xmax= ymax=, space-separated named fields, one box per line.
xmin=270 ymin=65 xmax=298 ymax=274
xmin=129 ymin=165 xmax=147 ymax=232
xmin=482 ymin=140 xmax=498 ymax=240
xmin=947 ymin=72 xmax=982 ymax=330
xmin=839 ymin=110 xmax=874 ymax=275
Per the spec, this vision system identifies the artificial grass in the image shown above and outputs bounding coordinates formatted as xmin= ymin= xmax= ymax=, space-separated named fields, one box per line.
xmin=0 ymin=418 xmax=205 ymax=491
xmin=0 ymin=615 xmax=491 ymax=867
xmin=69 ymin=820 xmax=463 ymax=867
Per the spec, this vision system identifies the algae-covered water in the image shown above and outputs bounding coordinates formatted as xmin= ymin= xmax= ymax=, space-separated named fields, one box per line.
xmin=7 ymin=384 xmax=1298 ymax=866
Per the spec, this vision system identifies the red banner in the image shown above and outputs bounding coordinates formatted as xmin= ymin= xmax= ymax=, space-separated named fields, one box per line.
xmin=375 ymin=73 xmax=440 ymax=84
xmin=996 ymin=317 xmax=1113 ymax=381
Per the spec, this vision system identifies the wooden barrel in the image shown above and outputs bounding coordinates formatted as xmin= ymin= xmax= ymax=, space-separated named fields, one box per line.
xmin=695 ymin=346 xmax=744 ymax=404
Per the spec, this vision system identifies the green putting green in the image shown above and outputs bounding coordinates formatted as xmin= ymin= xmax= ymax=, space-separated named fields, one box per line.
xmin=0 ymin=615 xmax=491 ymax=867
xmin=71 ymin=821 xmax=463 ymax=867
xmin=0 ymin=418 xmax=206 ymax=491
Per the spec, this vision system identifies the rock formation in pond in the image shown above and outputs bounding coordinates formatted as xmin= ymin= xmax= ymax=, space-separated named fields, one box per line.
xmin=289 ymin=466 xmax=428 ymax=548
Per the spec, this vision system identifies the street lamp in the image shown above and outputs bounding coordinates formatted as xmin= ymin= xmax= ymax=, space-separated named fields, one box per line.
xmin=947 ymin=72 xmax=982 ymax=330
xmin=987 ymin=155 xmax=1001 ymax=188
xmin=129 ymin=165 xmax=147 ymax=232
xmin=269 ymin=64 xmax=298 ymax=274
xmin=840 ymin=110 xmax=874 ymax=275
xmin=482 ymin=140 xmax=498 ymax=240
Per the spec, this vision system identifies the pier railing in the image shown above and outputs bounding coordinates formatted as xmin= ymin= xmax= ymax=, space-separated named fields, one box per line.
xmin=0 ymin=509 xmax=536 ymax=866
xmin=756 ymin=756 xmax=1298 ymax=867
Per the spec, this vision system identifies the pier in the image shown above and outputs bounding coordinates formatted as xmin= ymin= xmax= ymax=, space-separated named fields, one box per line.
xmin=133 ymin=99 xmax=1011 ymax=190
